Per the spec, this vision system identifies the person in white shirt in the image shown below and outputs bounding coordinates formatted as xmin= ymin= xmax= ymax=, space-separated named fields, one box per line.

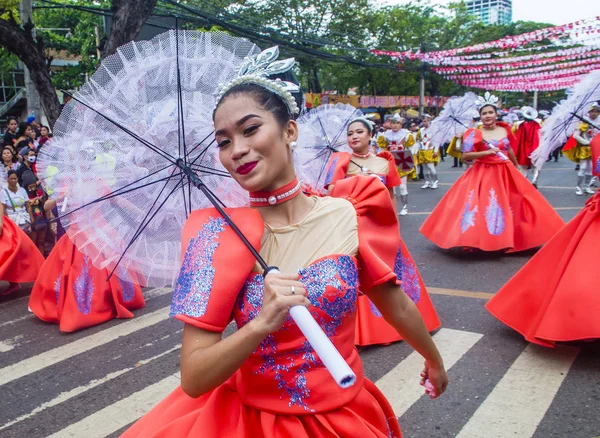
xmin=417 ymin=115 xmax=439 ymax=189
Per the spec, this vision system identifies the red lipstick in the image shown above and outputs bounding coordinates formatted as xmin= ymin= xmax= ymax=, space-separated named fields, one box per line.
xmin=236 ymin=161 xmax=258 ymax=175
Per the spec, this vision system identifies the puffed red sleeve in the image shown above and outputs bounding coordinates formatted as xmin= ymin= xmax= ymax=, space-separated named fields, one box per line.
xmin=324 ymin=152 xmax=351 ymax=188
xmin=170 ymin=207 xmax=264 ymax=332
xmin=328 ymin=175 xmax=402 ymax=291
xmin=592 ymin=133 xmax=600 ymax=177
xmin=377 ymin=151 xmax=401 ymax=188
xmin=463 ymin=128 xmax=482 ymax=153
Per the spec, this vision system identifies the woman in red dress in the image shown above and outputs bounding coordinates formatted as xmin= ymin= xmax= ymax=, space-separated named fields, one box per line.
xmin=486 ymin=133 xmax=600 ymax=346
xmin=0 ymin=206 xmax=45 ymax=295
xmin=28 ymin=233 xmax=145 ymax=332
xmin=420 ymin=93 xmax=564 ymax=252
xmin=325 ymin=118 xmax=440 ymax=346
xmin=123 ymin=49 xmax=448 ymax=438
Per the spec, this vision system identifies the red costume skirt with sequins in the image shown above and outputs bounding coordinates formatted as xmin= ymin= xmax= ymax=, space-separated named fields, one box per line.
xmin=0 ymin=216 xmax=44 ymax=283
xmin=486 ymin=192 xmax=600 ymax=346
xmin=420 ymin=161 xmax=564 ymax=252
xmin=28 ymin=235 xmax=145 ymax=332
xmin=122 ymin=377 xmax=402 ymax=438
xmin=355 ymin=240 xmax=440 ymax=346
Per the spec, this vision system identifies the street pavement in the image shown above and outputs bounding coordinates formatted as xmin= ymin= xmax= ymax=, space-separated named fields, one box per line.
xmin=1 ymin=157 xmax=599 ymax=438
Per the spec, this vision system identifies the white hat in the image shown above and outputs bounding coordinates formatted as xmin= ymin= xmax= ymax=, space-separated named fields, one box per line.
xmin=520 ymin=106 xmax=539 ymax=121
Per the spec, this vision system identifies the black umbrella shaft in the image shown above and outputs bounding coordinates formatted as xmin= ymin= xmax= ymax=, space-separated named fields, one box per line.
xmin=570 ymin=112 xmax=600 ymax=131
xmin=177 ymin=159 xmax=269 ymax=272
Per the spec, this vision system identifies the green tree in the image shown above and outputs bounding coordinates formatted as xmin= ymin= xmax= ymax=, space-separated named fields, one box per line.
xmin=0 ymin=0 xmax=158 ymax=127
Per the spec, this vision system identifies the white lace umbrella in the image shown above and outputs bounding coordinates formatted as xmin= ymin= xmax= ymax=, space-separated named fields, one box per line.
xmin=533 ymin=70 xmax=600 ymax=170
xmin=428 ymin=92 xmax=479 ymax=146
xmin=295 ymin=103 xmax=363 ymax=194
xmin=38 ymin=31 xmax=260 ymax=287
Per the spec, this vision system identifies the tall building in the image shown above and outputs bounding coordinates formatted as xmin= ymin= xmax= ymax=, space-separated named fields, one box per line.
xmin=466 ymin=0 xmax=512 ymax=25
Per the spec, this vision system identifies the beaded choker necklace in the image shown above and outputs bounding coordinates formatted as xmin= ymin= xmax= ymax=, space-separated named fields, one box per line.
xmin=352 ymin=151 xmax=371 ymax=158
xmin=249 ymin=178 xmax=302 ymax=207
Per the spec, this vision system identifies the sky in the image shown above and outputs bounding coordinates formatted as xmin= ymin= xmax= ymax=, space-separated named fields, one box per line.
xmin=393 ymin=0 xmax=600 ymax=25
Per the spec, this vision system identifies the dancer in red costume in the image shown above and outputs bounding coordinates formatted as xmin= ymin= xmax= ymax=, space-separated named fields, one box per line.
xmin=326 ymin=117 xmax=440 ymax=346
xmin=28 ymin=233 xmax=145 ymax=332
xmin=123 ymin=48 xmax=448 ymax=438
xmin=514 ymin=106 xmax=542 ymax=187
xmin=486 ymin=133 xmax=600 ymax=346
xmin=420 ymin=92 xmax=564 ymax=252
xmin=0 ymin=209 xmax=45 ymax=295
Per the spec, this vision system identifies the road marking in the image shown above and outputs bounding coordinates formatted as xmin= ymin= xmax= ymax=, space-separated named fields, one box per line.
xmin=0 ymin=314 xmax=33 ymax=328
xmin=375 ymin=328 xmax=483 ymax=417
xmin=428 ymin=287 xmax=494 ymax=300
xmin=457 ymin=344 xmax=579 ymax=438
xmin=0 ymin=306 xmax=170 ymax=386
xmin=0 ymin=344 xmax=181 ymax=431
xmin=47 ymin=372 xmax=181 ymax=438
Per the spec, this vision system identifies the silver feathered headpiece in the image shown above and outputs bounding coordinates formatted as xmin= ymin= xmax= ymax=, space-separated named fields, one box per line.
xmin=215 ymin=46 xmax=300 ymax=115
xmin=349 ymin=116 xmax=376 ymax=132
xmin=475 ymin=91 xmax=500 ymax=110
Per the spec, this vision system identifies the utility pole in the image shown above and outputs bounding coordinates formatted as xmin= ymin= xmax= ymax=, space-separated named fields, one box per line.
xmin=532 ymin=90 xmax=539 ymax=110
xmin=19 ymin=0 xmax=42 ymax=121
xmin=419 ymin=67 xmax=425 ymax=115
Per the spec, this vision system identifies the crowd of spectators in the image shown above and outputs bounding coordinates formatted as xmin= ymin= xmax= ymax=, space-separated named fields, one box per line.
xmin=1 ymin=115 xmax=57 ymax=257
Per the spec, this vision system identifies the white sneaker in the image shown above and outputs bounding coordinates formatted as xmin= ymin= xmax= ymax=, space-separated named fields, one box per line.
xmin=585 ymin=187 xmax=595 ymax=195
xmin=399 ymin=205 xmax=408 ymax=216
xmin=421 ymin=181 xmax=431 ymax=189
xmin=431 ymin=180 xmax=439 ymax=189
xmin=591 ymin=176 xmax=598 ymax=187
xmin=575 ymin=186 xmax=584 ymax=196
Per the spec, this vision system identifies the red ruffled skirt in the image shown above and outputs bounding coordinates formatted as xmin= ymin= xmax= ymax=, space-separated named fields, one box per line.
xmin=122 ymin=377 xmax=401 ymax=438
xmin=420 ymin=161 xmax=564 ymax=252
xmin=0 ymin=216 xmax=44 ymax=283
xmin=28 ymin=235 xmax=145 ymax=332
xmin=355 ymin=241 xmax=440 ymax=346
xmin=486 ymin=193 xmax=600 ymax=346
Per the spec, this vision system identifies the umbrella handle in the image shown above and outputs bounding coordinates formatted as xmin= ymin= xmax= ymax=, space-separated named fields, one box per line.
xmin=266 ymin=268 xmax=357 ymax=388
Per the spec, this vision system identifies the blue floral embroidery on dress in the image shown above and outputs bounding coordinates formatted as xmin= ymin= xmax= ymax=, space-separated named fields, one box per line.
xmin=394 ymin=247 xmax=421 ymax=303
xmin=595 ymin=156 xmax=600 ymax=175
xmin=236 ymin=256 xmax=358 ymax=411
xmin=485 ymin=188 xmax=506 ymax=236
xmin=461 ymin=189 xmax=478 ymax=233
xmin=462 ymin=130 xmax=477 ymax=153
xmin=54 ymin=273 xmax=62 ymax=307
xmin=118 ymin=278 xmax=136 ymax=303
xmin=170 ymin=217 xmax=226 ymax=318
xmin=74 ymin=256 xmax=94 ymax=315
xmin=299 ymin=256 xmax=357 ymax=338
xmin=324 ymin=155 xmax=338 ymax=187
xmin=369 ymin=299 xmax=383 ymax=317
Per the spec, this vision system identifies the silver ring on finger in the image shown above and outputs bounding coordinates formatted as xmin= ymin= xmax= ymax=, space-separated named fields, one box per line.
xmin=290 ymin=285 xmax=295 ymax=295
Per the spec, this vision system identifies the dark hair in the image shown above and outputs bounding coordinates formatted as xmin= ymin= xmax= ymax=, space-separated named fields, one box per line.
xmin=7 ymin=169 xmax=17 ymax=178
xmin=214 ymin=71 xmax=304 ymax=127
xmin=478 ymin=104 xmax=498 ymax=115
xmin=348 ymin=119 xmax=373 ymax=134
xmin=6 ymin=116 xmax=17 ymax=125
xmin=41 ymin=125 xmax=50 ymax=132
xmin=16 ymin=122 xmax=31 ymax=138
xmin=2 ymin=146 xmax=17 ymax=163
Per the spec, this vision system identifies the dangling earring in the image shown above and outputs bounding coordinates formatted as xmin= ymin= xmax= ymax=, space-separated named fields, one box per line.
xmin=289 ymin=141 xmax=297 ymax=150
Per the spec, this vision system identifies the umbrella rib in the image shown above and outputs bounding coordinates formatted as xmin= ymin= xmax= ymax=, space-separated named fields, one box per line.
xmin=61 ymin=90 xmax=178 ymax=165
xmin=174 ymin=25 xmax=190 ymax=218
xmin=53 ymin=171 xmax=184 ymax=223
xmin=108 ymin=176 xmax=188 ymax=281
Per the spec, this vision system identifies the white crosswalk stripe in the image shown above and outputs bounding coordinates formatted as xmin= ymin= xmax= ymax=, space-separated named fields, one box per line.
xmin=375 ymin=328 xmax=483 ymax=417
xmin=457 ymin=344 xmax=579 ymax=438
xmin=0 ymin=307 xmax=590 ymax=438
